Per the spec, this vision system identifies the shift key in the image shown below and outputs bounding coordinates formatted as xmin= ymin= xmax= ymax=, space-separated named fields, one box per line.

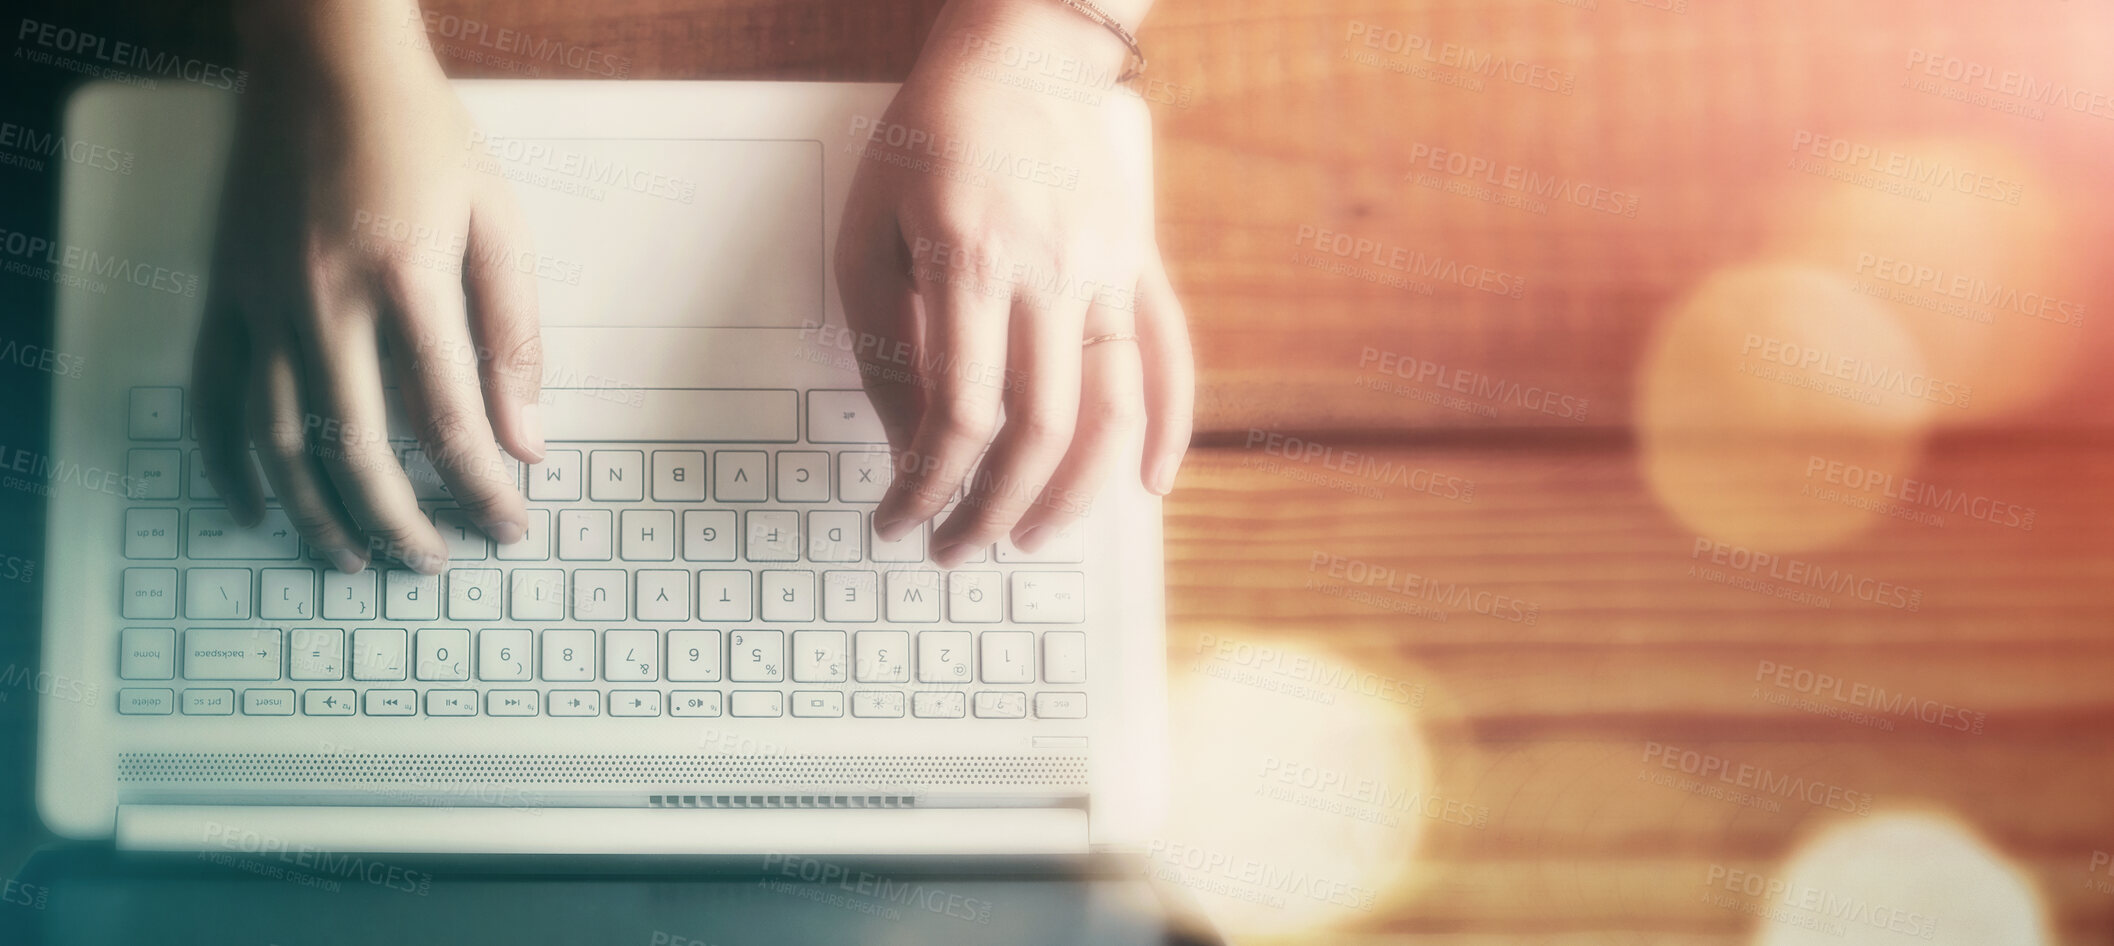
xmin=185 ymin=628 xmax=282 ymax=680
xmin=188 ymin=508 xmax=298 ymax=560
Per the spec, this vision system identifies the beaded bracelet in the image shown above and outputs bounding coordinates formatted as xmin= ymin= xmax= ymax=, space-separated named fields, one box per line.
xmin=1047 ymin=0 xmax=1147 ymax=82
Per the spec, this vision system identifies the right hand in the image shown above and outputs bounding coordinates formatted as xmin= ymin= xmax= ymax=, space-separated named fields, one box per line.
xmin=194 ymin=1 xmax=543 ymax=574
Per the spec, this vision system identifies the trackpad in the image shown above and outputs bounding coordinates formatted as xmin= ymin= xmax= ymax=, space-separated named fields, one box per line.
xmin=486 ymin=138 xmax=823 ymax=328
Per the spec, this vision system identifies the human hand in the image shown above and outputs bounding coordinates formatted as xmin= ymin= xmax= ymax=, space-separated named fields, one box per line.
xmin=834 ymin=0 xmax=1194 ymax=568
xmin=193 ymin=0 xmax=543 ymax=574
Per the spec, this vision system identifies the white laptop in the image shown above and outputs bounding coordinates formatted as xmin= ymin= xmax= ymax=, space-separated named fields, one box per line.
xmin=35 ymin=80 xmax=1169 ymax=858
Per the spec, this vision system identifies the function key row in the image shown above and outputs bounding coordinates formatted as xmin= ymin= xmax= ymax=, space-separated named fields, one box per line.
xmin=115 ymin=686 xmax=1086 ymax=719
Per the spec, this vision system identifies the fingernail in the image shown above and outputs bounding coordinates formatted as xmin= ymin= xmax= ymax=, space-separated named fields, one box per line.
xmin=520 ymin=403 xmax=546 ymax=461
xmin=327 ymin=548 xmax=366 ymax=574
xmin=483 ymin=518 xmax=525 ymax=544
xmin=1148 ymin=459 xmax=1179 ymax=496
xmin=875 ymin=514 xmax=910 ymax=542
xmin=410 ymin=551 xmax=446 ymax=576
xmin=1014 ymin=525 xmax=1052 ymax=551
xmin=233 ymin=501 xmax=264 ymax=528
xmin=932 ymin=541 xmax=970 ymax=567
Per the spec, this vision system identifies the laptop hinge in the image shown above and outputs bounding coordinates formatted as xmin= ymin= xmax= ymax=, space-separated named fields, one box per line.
xmin=116 ymin=805 xmax=1090 ymax=856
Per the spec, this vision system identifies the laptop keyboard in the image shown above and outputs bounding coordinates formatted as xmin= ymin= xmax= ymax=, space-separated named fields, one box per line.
xmin=113 ymin=386 xmax=1091 ymax=721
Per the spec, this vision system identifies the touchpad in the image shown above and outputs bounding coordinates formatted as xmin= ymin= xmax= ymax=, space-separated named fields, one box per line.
xmin=484 ymin=138 xmax=824 ymax=328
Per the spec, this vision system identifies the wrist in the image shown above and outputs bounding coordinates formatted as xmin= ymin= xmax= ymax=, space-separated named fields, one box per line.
xmin=234 ymin=0 xmax=440 ymax=88
xmin=924 ymin=0 xmax=1148 ymax=80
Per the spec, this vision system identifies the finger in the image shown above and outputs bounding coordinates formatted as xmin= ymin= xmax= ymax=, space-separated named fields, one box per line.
xmin=382 ymin=266 xmax=529 ymax=545
xmin=1008 ymin=303 xmax=1144 ymax=550
xmin=191 ymin=296 xmax=265 ymax=525
xmin=873 ymin=272 xmax=1011 ymax=542
xmin=244 ymin=325 xmax=369 ymax=574
xmin=1135 ymin=252 xmax=1194 ymax=495
xmin=831 ymin=203 xmax=924 ymax=454
xmin=463 ymin=182 xmax=546 ymax=464
xmin=932 ymin=293 xmax=1087 ymax=567
xmin=300 ymin=308 xmax=450 ymax=574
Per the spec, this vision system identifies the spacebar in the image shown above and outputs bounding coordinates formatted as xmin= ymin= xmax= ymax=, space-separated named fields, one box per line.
xmin=540 ymin=388 xmax=798 ymax=442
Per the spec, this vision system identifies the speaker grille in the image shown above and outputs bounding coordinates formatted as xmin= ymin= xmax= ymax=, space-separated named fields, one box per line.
xmin=116 ymin=753 xmax=1087 ymax=787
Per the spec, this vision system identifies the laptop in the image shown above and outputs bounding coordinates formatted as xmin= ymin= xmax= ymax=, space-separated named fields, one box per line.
xmin=34 ymin=80 xmax=1170 ymax=859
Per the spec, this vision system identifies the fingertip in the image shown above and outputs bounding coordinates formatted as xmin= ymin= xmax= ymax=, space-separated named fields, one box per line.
xmin=513 ymin=401 xmax=546 ymax=463
xmin=1146 ymin=452 xmax=1182 ymax=496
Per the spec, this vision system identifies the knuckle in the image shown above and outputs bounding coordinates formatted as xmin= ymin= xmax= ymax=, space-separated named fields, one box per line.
xmin=929 ymin=398 xmax=999 ymax=446
xmin=420 ymin=406 xmax=487 ymax=454
xmin=1012 ymin=406 xmax=1077 ymax=447
xmin=1086 ymin=395 xmax=1146 ymax=433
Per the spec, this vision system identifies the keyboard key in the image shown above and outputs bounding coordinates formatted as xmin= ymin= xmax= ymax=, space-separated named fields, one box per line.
xmin=610 ymin=690 xmax=661 ymax=717
xmin=730 ymin=691 xmax=784 ymax=717
xmin=573 ymin=570 xmax=626 ymax=621
xmin=697 ymin=571 xmax=753 ymax=621
xmin=821 ymin=571 xmax=879 ymax=623
xmin=243 ymin=689 xmax=296 ymax=716
xmin=728 ymin=630 xmax=783 ymax=682
xmin=432 ymin=508 xmax=491 ymax=561
xmin=495 ymin=510 xmax=550 ymax=561
xmin=682 ymin=510 xmax=737 ymax=561
xmin=118 ymin=688 xmax=174 ymax=715
xmin=351 ymin=628 xmax=407 ymax=681
xmin=635 ymin=570 xmax=691 ymax=621
xmin=126 ymin=448 xmax=181 ymax=500
xmin=124 ymin=508 xmax=179 ymax=559
xmin=620 ymin=510 xmax=675 ymax=561
xmin=447 ymin=568 xmax=503 ymax=621
xmin=652 ymin=451 xmax=706 ymax=501
xmin=974 ymin=692 xmax=1027 ymax=718
xmin=837 ymin=451 xmax=891 ymax=502
xmin=791 ymin=630 xmax=847 ymax=682
xmin=979 ymin=632 xmax=1035 ymax=684
xmin=383 ymin=570 xmax=439 ymax=621
xmin=869 ymin=515 xmax=924 ymax=563
xmin=808 ymin=391 xmax=889 ymax=444
xmin=671 ymin=691 xmax=722 ymax=717
xmin=852 ymin=691 xmax=905 ymax=718
xmin=715 ymin=451 xmax=768 ymax=501
xmin=184 ymin=628 xmax=281 ymax=680
xmin=119 ymin=627 xmax=176 ymax=680
xmin=321 ymin=569 xmax=378 ymax=620
xmin=527 ymin=450 xmax=582 ymax=501
xmin=397 ymin=448 xmax=450 ymax=500
xmin=128 ymin=386 xmax=183 ymax=440
xmin=510 ymin=569 xmax=566 ymax=621
xmin=542 ymin=629 xmax=595 ymax=681
xmin=807 ymin=510 xmax=862 ymax=562
xmin=122 ymin=568 xmax=178 ymax=619
xmin=912 ymin=692 xmax=965 ymax=718
xmin=364 ymin=689 xmax=417 ymax=716
xmin=605 ymin=629 xmax=659 ymax=681
xmin=426 ymin=690 xmax=478 ymax=716
xmin=776 ymin=452 xmax=830 ymax=502
xmin=289 ymin=627 xmax=346 ymax=680
xmin=184 ymin=568 xmax=252 ymax=620
xmin=746 ymin=510 xmax=800 ymax=562
xmin=478 ymin=628 xmax=532 ymax=681
xmin=187 ymin=508 xmax=298 ymax=560
xmin=188 ymin=449 xmax=219 ymax=500
xmin=557 ymin=509 xmax=613 ymax=560
xmin=258 ymin=568 xmax=315 ymax=620
xmin=588 ymin=450 xmax=645 ymax=501
xmin=885 ymin=571 xmax=942 ymax=623
xmin=855 ymin=631 xmax=910 ymax=683
xmin=758 ymin=570 xmax=815 ymax=622
xmin=791 ymin=691 xmax=844 ymax=717
xmin=415 ymin=628 xmax=469 ymax=681
xmin=1043 ymin=632 xmax=1087 ymax=684
xmin=182 ymin=689 xmax=235 ymax=715
xmin=947 ymin=571 xmax=1000 ymax=623
xmin=1011 ymin=572 xmax=1084 ymax=623
xmin=918 ymin=631 xmax=973 ymax=683
xmin=667 ymin=630 xmax=722 ymax=682
xmin=995 ymin=529 xmax=1085 ymax=564
xmin=549 ymin=690 xmax=601 ymax=716
xmin=1034 ymin=692 xmax=1088 ymax=718
xmin=303 ymin=689 xmax=355 ymax=716
xmin=487 ymin=690 xmax=538 ymax=716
